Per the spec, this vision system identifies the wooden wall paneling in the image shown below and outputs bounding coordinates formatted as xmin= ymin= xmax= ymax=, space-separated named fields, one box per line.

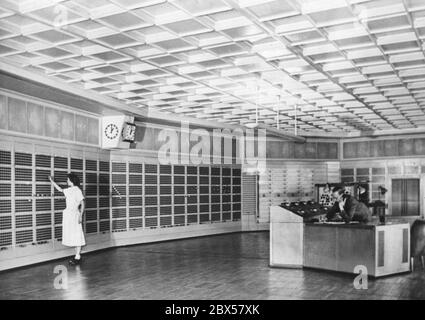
xmin=384 ymin=139 xmax=398 ymax=157
xmin=1 ymin=93 xmax=99 ymax=146
xmin=8 ymin=98 xmax=27 ymax=133
xmin=44 ymin=107 xmax=60 ymax=139
xmin=328 ymin=142 xmax=338 ymax=159
xmin=369 ymin=140 xmax=384 ymax=158
xmin=399 ymin=139 xmax=414 ymax=156
xmin=357 ymin=141 xmax=370 ymax=158
xmin=294 ymin=142 xmax=306 ymax=159
xmin=137 ymin=126 xmax=162 ymax=151
xmin=281 ymin=141 xmax=295 ymax=159
xmin=305 ymin=142 xmax=317 ymax=159
xmin=138 ymin=126 xmax=153 ymax=151
xmin=267 ymin=140 xmax=284 ymax=159
xmin=87 ymin=117 xmax=99 ymax=145
xmin=0 ymin=95 xmax=7 ymax=130
xmin=60 ymin=111 xmax=74 ymax=141
xmin=343 ymin=137 xmax=425 ymax=159
xmin=317 ymin=142 xmax=332 ymax=159
xmin=75 ymin=115 xmax=88 ymax=143
xmin=27 ymin=103 xmax=44 ymax=136
xmin=414 ymin=138 xmax=425 ymax=155
xmin=343 ymin=142 xmax=357 ymax=159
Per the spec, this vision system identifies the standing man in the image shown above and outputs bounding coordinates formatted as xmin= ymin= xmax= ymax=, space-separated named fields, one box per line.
xmin=326 ymin=186 xmax=371 ymax=223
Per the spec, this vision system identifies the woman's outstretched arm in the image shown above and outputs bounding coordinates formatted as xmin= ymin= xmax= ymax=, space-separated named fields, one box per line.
xmin=48 ymin=176 xmax=63 ymax=193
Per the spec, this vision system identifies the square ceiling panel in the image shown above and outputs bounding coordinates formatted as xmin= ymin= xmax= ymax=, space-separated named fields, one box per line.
xmin=334 ymin=36 xmax=373 ymax=50
xmin=72 ymin=0 xmax=126 ymax=18
xmin=163 ymin=19 xmax=212 ymax=36
xmin=245 ymin=0 xmax=299 ymax=21
xmin=197 ymin=59 xmax=231 ymax=70
xmin=155 ymin=38 xmax=195 ymax=52
xmin=0 ymin=43 xmax=19 ymax=55
xmin=95 ymin=33 xmax=139 ymax=49
xmin=140 ymin=2 xmax=191 ymax=24
xmin=98 ymin=12 xmax=151 ymax=31
xmin=190 ymin=31 xmax=230 ymax=47
xmin=135 ymin=26 xmax=177 ymax=44
xmin=0 ymin=26 xmax=14 ymax=40
xmin=147 ymin=55 xmax=183 ymax=66
xmin=36 ymin=47 xmax=75 ymax=59
xmin=67 ymin=20 xmax=115 ymax=39
xmin=221 ymin=25 xmax=264 ymax=41
xmin=208 ymin=10 xmax=252 ymax=30
xmin=307 ymin=7 xmax=355 ymax=27
xmin=171 ymin=0 xmax=231 ymax=16
xmin=28 ymin=4 xmax=87 ymax=27
xmin=326 ymin=23 xmax=368 ymax=41
xmin=367 ymin=14 xmax=410 ymax=33
xmin=122 ymin=44 xmax=164 ymax=58
xmin=30 ymin=29 xmax=79 ymax=44
xmin=110 ymin=0 xmax=166 ymax=10
xmin=283 ymin=29 xmax=324 ymax=45
xmin=208 ymin=43 xmax=248 ymax=57
xmin=1 ymin=14 xmax=50 ymax=35
xmin=39 ymin=61 xmax=73 ymax=72
xmin=90 ymin=50 xmax=131 ymax=63
xmin=272 ymin=15 xmax=314 ymax=34
xmin=299 ymin=0 xmax=348 ymax=14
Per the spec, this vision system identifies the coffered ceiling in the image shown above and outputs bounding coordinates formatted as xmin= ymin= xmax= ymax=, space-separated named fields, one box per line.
xmin=1 ymin=0 xmax=425 ymax=136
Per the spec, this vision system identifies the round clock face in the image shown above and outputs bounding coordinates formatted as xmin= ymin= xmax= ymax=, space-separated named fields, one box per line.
xmin=122 ymin=124 xmax=136 ymax=141
xmin=105 ymin=123 xmax=119 ymax=140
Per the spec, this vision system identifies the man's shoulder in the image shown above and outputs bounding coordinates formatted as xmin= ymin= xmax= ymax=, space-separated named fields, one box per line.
xmin=345 ymin=194 xmax=356 ymax=203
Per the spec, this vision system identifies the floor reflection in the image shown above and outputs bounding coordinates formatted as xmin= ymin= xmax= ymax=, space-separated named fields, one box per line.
xmin=1 ymin=232 xmax=425 ymax=300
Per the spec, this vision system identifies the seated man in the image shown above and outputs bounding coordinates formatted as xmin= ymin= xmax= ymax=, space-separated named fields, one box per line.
xmin=326 ymin=186 xmax=371 ymax=223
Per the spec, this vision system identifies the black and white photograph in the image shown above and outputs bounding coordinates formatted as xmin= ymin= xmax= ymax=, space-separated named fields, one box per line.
xmin=0 ymin=0 xmax=425 ymax=307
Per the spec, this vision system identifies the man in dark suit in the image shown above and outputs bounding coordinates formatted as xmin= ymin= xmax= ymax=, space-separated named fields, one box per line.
xmin=326 ymin=186 xmax=371 ymax=223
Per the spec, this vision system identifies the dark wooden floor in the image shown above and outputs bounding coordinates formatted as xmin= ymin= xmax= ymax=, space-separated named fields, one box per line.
xmin=1 ymin=231 xmax=425 ymax=300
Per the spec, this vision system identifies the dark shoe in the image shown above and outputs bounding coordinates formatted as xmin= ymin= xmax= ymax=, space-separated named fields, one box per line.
xmin=68 ymin=257 xmax=81 ymax=265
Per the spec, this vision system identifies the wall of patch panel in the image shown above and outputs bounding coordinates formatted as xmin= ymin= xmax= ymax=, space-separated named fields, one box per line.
xmin=258 ymin=163 xmax=340 ymax=222
xmin=0 ymin=145 xmax=111 ymax=252
xmin=109 ymin=161 xmax=242 ymax=232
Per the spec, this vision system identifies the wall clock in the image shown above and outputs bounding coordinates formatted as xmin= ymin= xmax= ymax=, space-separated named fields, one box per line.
xmin=122 ymin=122 xmax=136 ymax=142
xmin=104 ymin=123 xmax=119 ymax=140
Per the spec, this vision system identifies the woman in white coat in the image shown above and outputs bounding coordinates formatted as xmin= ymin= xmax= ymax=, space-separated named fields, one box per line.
xmin=49 ymin=173 xmax=86 ymax=265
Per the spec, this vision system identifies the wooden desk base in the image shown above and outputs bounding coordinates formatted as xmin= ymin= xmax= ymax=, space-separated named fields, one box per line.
xmin=304 ymin=223 xmax=411 ymax=278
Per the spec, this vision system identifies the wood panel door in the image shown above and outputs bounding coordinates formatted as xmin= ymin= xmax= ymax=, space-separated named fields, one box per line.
xmin=405 ymin=179 xmax=420 ymax=216
xmin=391 ymin=179 xmax=420 ymax=216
